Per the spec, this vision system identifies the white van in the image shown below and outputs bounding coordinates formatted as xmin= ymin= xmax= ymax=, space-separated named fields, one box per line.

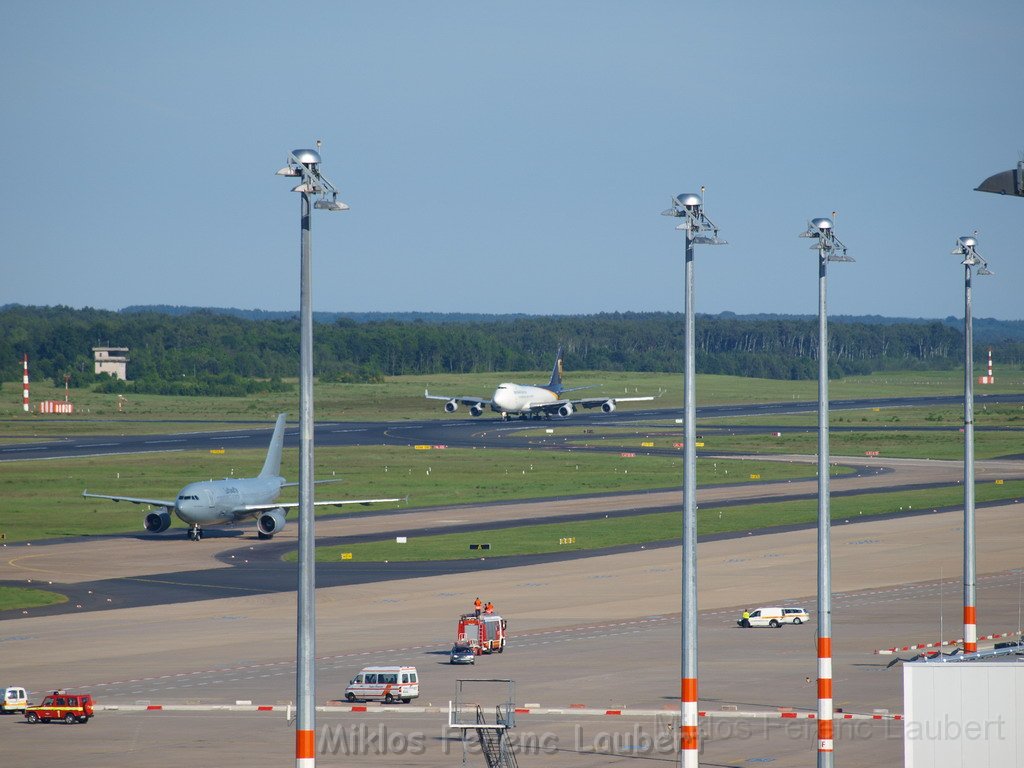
xmin=738 ymin=607 xmax=786 ymax=628
xmin=1 ymin=686 xmax=28 ymax=714
xmin=344 ymin=666 xmax=418 ymax=704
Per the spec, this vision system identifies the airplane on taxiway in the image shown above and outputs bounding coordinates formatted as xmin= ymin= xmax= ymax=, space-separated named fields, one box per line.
xmin=425 ymin=347 xmax=658 ymax=421
xmin=83 ymin=413 xmax=404 ymax=541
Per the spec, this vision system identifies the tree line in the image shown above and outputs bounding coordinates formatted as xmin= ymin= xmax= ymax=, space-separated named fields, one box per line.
xmin=1 ymin=305 xmax=1020 ymax=394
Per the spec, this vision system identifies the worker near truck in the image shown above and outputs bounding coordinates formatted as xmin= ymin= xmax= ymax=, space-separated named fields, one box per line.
xmin=484 ymin=602 xmax=495 ymax=614
xmin=474 ymin=597 xmax=482 ymax=617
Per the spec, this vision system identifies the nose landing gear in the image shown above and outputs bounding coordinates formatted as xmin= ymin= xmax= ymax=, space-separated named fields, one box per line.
xmin=187 ymin=525 xmax=204 ymax=541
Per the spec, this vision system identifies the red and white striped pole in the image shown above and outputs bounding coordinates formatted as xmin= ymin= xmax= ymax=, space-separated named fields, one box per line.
xmin=22 ymin=355 xmax=29 ymax=412
xmin=987 ymin=348 xmax=993 ymax=383
xmin=817 ymin=636 xmax=833 ymax=755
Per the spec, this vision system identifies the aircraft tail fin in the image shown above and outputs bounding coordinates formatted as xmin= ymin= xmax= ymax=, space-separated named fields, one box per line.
xmin=259 ymin=413 xmax=287 ymax=478
xmin=547 ymin=347 xmax=565 ymax=393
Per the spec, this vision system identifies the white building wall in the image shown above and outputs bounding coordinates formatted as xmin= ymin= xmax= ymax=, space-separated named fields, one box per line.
xmin=904 ymin=662 xmax=1023 ymax=767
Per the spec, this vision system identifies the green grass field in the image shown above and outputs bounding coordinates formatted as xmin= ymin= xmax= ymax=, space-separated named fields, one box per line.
xmin=3 ymin=366 xmax=1023 ymax=427
xmin=308 ymin=479 xmax=1024 ymax=562
xmin=0 ymin=585 xmax=68 ymax=611
xmin=0 ymin=367 xmax=1020 ymax=543
xmin=0 ymin=445 xmax=836 ymax=542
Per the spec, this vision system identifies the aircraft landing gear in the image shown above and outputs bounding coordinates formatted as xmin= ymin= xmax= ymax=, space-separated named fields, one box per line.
xmin=187 ymin=525 xmax=203 ymax=541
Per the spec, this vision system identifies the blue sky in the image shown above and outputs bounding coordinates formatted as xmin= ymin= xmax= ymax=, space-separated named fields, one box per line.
xmin=3 ymin=2 xmax=1023 ymax=319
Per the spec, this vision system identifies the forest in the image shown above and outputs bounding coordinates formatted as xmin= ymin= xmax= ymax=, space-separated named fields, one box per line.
xmin=1 ymin=304 xmax=1020 ymax=396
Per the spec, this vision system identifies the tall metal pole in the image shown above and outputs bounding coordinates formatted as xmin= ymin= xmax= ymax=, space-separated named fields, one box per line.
xmin=680 ymin=220 xmax=698 ymax=768
xmin=963 ymin=258 xmax=976 ymax=654
xmin=800 ymin=217 xmax=850 ymax=768
xmin=952 ymin=234 xmax=991 ymax=654
xmin=297 ymin=177 xmax=317 ymax=768
xmin=815 ymin=239 xmax=834 ymax=768
xmin=663 ymin=193 xmax=725 ymax=768
xmin=278 ymin=147 xmax=348 ymax=768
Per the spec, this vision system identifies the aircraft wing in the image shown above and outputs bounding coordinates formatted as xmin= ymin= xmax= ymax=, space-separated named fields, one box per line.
xmin=82 ymin=491 xmax=176 ymax=507
xmin=424 ymin=389 xmax=491 ymax=408
xmin=575 ymin=395 xmax=658 ymax=409
xmin=238 ymin=496 xmax=407 ymax=513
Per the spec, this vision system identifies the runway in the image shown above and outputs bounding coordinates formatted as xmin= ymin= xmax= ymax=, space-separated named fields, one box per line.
xmin=4 ymin=393 xmax=1024 ymax=461
xmin=4 ymin=452 xmax=1022 ymax=617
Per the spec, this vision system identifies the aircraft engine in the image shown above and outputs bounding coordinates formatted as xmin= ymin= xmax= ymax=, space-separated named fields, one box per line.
xmin=144 ymin=509 xmax=172 ymax=533
xmin=469 ymin=404 xmax=486 ymax=417
xmin=257 ymin=508 xmax=288 ymax=537
xmin=444 ymin=400 xmax=459 ymax=413
xmin=558 ymin=402 xmax=575 ymax=417
xmin=601 ymin=401 xmax=616 ymax=413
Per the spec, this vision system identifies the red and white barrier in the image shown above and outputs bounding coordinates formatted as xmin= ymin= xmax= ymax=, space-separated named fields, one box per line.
xmin=95 ymin=702 xmax=903 ymax=720
xmin=39 ymin=400 xmax=74 ymax=414
xmin=22 ymin=354 xmax=29 ymax=412
xmin=874 ymin=629 xmax=1020 ymax=655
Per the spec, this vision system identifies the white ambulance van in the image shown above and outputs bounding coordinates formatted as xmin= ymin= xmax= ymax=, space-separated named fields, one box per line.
xmin=344 ymin=666 xmax=419 ymax=704
xmin=1 ymin=686 xmax=28 ymax=713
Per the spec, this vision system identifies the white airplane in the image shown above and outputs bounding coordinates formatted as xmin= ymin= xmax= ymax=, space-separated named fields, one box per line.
xmin=82 ymin=414 xmax=404 ymax=541
xmin=425 ymin=347 xmax=658 ymax=421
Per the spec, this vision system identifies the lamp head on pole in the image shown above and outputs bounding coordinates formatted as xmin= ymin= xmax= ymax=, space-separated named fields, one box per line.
xmin=662 ymin=190 xmax=727 ymax=245
xmin=953 ymin=234 xmax=993 ymax=275
xmin=277 ymin=144 xmax=349 ymax=211
xmin=800 ymin=216 xmax=853 ymax=262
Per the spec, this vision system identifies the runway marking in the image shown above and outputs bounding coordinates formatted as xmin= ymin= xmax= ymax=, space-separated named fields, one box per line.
xmin=5 ymin=553 xmax=65 ymax=574
xmin=144 ymin=439 xmax=187 ymax=445
xmin=122 ymin=576 xmax=268 ymax=593
xmin=0 ymin=448 xmax=186 ymax=463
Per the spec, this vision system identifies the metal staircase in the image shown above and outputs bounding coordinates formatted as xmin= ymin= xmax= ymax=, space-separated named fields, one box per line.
xmin=474 ymin=705 xmax=519 ymax=768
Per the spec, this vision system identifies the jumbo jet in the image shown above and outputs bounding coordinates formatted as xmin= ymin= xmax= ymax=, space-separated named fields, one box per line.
xmin=82 ymin=414 xmax=404 ymax=541
xmin=425 ymin=347 xmax=658 ymax=421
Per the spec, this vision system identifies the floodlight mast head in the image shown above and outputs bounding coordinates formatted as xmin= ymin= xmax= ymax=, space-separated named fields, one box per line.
xmin=800 ymin=217 xmax=853 ymax=263
xmin=661 ymin=191 xmax=727 ymax=245
xmin=953 ymin=234 xmax=993 ymax=275
xmin=975 ymin=159 xmax=1024 ymax=197
xmin=276 ymin=146 xmax=348 ymax=211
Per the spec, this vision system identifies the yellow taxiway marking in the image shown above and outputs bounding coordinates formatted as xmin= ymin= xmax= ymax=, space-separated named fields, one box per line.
xmin=5 ymin=553 xmax=63 ymax=574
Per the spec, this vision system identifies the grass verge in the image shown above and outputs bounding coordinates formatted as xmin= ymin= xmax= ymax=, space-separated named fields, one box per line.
xmin=0 ymin=585 xmax=68 ymax=611
xmin=309 ymin=480 xmax=1024 ymax=562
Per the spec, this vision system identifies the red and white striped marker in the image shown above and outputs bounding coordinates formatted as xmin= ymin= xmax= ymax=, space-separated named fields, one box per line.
xmin=296 ymin=728 xmax=315 ymax=767
xmin=22 ymin=354 xmax=29 ymax=412
xmin=978 ymin=348 xmax=994 ymax=384
xmin=817 ymin=636 xmax=833 ymax=755
xmin=963 ymin=605 xmax=977 ymax=653
xmin=681 ymin=677 xmax=698 ymax=767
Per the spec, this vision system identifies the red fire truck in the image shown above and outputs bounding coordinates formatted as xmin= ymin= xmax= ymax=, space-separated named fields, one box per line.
xmin=457 ymin=614 xmax=507 ymax=655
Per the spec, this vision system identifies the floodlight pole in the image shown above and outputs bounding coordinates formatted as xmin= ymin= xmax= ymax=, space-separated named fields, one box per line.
xmin=800 ymin=217 xmax=851 ymax=768
xmin=277 ymin=147 xmax=348 ymax=768
xmin=662 ymin=192 xmax=725 ymax=768
xmin=953 ymin=235 xmax=992 ymax=654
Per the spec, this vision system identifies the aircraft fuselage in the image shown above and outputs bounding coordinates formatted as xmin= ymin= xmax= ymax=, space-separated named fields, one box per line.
xmin=491 ymin=383 xmax=559 ymax=414
xmin=174 ymin=475 xmax=285 ymax=526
